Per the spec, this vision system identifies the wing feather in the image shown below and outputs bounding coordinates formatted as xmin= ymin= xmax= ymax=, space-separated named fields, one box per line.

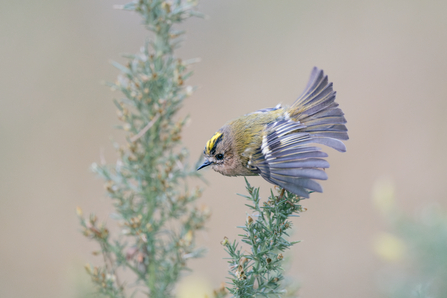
xmin=271 ymin=176 xmax=323 ymax=193
xmin=271 ymin=168 xmax=328 ymax=180
xmin=271 ymin=180 xmax=311 ymax=198
xmin=268 ymin=150 xmax=329 ymax=162
xmin=268 ymin=158 xmax=330 ymax=169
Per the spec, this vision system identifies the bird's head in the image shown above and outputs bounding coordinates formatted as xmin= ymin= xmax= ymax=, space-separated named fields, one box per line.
xmin=197 ymin=130 xmax=235 ymax=174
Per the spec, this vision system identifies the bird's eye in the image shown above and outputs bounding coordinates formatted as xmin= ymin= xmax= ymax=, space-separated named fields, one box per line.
xmin=215 ymin=153 xmax=224 ymax=160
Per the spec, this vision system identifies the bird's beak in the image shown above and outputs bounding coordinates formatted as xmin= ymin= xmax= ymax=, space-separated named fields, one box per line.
xmin=197 ymin=160 xmax=212 ymax=171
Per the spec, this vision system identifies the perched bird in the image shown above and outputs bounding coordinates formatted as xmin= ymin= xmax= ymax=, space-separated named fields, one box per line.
xmin=197 ymin=67 xmax=348 ymax=198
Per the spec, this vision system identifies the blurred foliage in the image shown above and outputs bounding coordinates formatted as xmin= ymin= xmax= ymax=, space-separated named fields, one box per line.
xmin=77 ymin=1 xmax=208 ymax=297
xmin=374 ymin=178 xmax=447 ymax=298
xmin=221 ymin=179 xmax=301 ymax=298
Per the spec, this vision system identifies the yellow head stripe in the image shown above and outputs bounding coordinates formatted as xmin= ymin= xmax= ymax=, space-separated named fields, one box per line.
xmin=205 ymin=132 xmax=223 ymax=154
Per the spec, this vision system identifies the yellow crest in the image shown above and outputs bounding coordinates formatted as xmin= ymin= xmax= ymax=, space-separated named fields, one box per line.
xmin=205 ymin=132 xmax=223 ymax=154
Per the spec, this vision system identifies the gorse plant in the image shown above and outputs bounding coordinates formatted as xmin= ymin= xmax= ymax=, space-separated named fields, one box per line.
xmin=374 ymin=180 xmax=447 ymax=298
xmin=221 ymin=179 xmax=302 ymax=297
xmin=77 ymin=1 xmax=208 ymax=297
xmin=78 ymin=1 xmax=306 ymax=297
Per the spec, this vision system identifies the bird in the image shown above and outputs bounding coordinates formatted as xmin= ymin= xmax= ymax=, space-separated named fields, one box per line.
xmin=197 ymin=67 xmax=348 ymax=198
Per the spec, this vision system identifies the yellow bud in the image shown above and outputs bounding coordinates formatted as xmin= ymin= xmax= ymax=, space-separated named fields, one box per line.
xmin=104 ymin=180 xmax=114 ymax=193
xmin=84 ymin=264 xmax=92 ymax=274
xmin=298 ymin=205 xmax=307 ymax=212
xmin=373 ymin=232 xmax=406 ymax=262
xmin=161 ymin=2 xmax=171 ymax=13
xmin=247 ymin=216 xmax=253 ymax=225
xmin=221 ymin=236 xmax=229 ymax=246
xmin=184 ymin=230 xmax=193 ymax=246
xmin=146 ymin=223 xmax=153 ymax=231
xmin=372 ymin=176 xmax=396 ymax=214
xmin=76 ymin=206 xmax=83 ymax=217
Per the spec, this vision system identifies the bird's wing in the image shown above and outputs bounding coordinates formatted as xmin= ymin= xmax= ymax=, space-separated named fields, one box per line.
xmin=249 ymin=67 xmax=348 ymax=198
xmin=250 ymin=119 xmax=344 ymax=198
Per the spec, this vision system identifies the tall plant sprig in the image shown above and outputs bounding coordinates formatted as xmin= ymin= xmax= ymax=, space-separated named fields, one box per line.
xmin=77 ymin=1 xmax=208 ymax=298
xmin=221 ymin=179 xmax=302 ymax=297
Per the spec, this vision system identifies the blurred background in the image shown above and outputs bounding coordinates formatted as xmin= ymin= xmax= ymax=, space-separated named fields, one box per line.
xmin=1 ymin=0 xmax=447 ymax=297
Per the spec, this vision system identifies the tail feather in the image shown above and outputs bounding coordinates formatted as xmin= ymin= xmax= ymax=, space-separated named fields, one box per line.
xmin=313 ymin=106 xmax=345 ymax=118
xmin=295 ymin=67 xmax=327 ymax=102
xmin=290 ymin=67 xmax=349 ymax=142
xmin=299 ymin=82 xmax=333 ymax=108
xmin=301 ymin=94 xmax=336 ymax=117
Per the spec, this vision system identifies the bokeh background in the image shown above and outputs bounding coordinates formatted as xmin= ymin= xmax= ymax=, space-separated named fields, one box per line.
xmin=1 ymin=0 xmax=447 ymax=297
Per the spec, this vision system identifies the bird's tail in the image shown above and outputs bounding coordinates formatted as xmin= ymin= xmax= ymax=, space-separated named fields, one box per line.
xmin=289 ymin=67 xmax=349 ymax=144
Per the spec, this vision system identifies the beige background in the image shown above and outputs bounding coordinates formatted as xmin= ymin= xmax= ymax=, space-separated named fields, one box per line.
xmin=1 ymin=0 xmax=447 ymax=297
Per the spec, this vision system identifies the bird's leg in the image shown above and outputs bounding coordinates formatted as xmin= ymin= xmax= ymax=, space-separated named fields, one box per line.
xmin=278 ymin=188 xmax=285 ymax=200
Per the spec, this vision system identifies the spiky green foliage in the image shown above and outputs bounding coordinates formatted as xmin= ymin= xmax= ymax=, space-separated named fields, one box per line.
xmin=378 ymin=206 xmax=447 ymax=298
xmin=77 ymin=1 xmax=207 ymax=297
xmin=221 ymin=179 xmax=301 ymax=298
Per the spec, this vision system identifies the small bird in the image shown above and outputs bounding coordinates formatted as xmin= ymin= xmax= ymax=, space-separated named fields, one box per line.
xmin=197 ymin=67 xmax=348 ymax=198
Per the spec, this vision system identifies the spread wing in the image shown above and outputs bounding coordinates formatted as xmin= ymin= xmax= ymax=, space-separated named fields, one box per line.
xmin=249 ymin=67 xmax=348 ymax=198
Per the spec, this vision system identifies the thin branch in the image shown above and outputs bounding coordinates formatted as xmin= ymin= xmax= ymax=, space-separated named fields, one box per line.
xmin=130 ymin=114 xmax=160 ymax=143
